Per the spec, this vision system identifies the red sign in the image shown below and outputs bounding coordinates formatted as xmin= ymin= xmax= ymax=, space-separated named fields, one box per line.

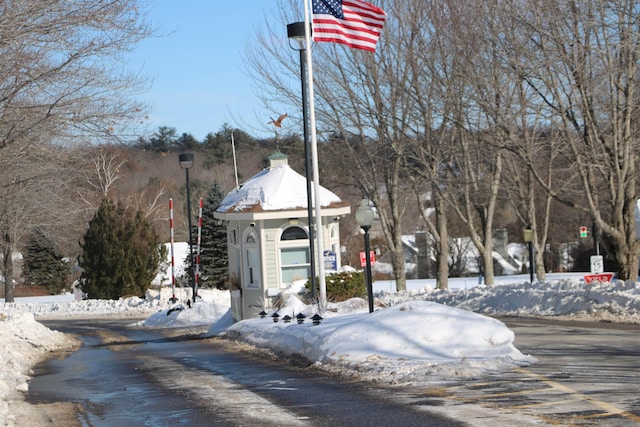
xmin=359 ymin=251 xmax=376 ymax=267
xmin=584 ymin=273 xmax=614 ymax=284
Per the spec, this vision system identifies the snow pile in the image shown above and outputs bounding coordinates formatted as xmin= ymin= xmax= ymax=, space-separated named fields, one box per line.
xmin=376 ymin=278 xmax=640 ymax=322
xmin=0 ymin=310 xmax=77 ymax=424
xmin=153 ymin=241 xmax=189 ymax=286
xmin=227 ymin=299 xmax=534 ymax=383
xmin=143 ymin=291 xmax=233 ymax=334
xmin=12 ymin=296 xmax=167 ymax=319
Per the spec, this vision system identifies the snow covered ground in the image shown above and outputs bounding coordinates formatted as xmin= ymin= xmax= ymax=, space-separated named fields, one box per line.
xmin=2 ymin=273 xmax=640 ymax=426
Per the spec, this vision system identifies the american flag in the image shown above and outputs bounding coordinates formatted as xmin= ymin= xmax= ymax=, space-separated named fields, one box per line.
xmin=312 ymin=0 xmax=387 ymax=52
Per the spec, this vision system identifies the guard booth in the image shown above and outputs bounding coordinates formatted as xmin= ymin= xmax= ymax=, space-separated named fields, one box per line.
xmin=214 ymin=152 xmax=350 ymax=321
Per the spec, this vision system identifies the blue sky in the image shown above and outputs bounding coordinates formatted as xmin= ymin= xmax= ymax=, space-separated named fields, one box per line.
xmin=128 ymin=1 xmax=276 ymax=140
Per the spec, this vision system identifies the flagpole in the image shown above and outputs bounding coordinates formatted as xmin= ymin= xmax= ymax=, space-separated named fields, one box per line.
xmin=303 ymin=0 xmax=327 ymax=310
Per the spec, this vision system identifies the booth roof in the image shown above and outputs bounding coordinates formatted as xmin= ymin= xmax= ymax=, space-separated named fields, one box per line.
xmin=216 ymin=164 xmax=345 ymax=213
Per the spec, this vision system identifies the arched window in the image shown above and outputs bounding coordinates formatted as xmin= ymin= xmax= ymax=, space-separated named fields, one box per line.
xmin=279 ymin=226 xmax=310 ymax=284
xmin=280 ymin=226 xmax=308 ymax=241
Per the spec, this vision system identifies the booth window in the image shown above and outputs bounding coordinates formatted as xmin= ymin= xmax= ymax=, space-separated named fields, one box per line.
xmin=280 ymin=226 xmax=310 ymax=284
xmin=244 ymin=230 xmax=259 ymax=288
xmin=246 ymin=248 xmax=259 ymax=287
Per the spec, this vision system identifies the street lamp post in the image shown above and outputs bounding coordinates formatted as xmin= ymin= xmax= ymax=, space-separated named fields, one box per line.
xmin=287 ymin=21 xmax=317 ymax=299
xmin=355 ymin=198 xmax=375 ymax=313
xmin=179 ymin=152 xmax=196 ymax=305
xmin=523 ymin=227 xmax=534 ymax=284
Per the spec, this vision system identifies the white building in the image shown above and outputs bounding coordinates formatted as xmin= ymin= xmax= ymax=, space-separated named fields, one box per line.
xmin=214 ymin=152 xmax=351 ymax=320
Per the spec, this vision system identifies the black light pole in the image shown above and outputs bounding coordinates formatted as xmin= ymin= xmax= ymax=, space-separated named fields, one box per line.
xmin=356 ymin=198 xmax=375 ymax=313
xmin=287 ymin=21 xmax=317 ymax=299
xmin=528 ymin=240 xmax=534 ymax=284
xmin=179 ymin=152 xmax=196 ymax=305
xmin=523 ymin=228 xmax=534 ymax=284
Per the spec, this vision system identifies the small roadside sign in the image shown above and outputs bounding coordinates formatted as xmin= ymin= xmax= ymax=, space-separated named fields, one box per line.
xmin=583 ymin=273 xmax=613 ymax=284
xmin=590 ymin=255 xmax=604 ymax=274
xmin=359 ymin=251 xmax=376 ymax=267
xmin=324 ymin=250 xmax=337 ymax=271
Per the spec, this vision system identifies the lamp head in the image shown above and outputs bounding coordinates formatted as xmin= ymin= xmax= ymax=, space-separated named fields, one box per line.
xmin=179 ymin=152 xmax=194 ymax=169
xmin=287 ymin=22 xmax=308 ymax=41
xmin=355 ymin=198 xmax=375 ymax=228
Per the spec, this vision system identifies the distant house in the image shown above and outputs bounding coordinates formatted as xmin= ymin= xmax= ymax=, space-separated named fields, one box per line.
xmin=214 ymin=152 xmax=351 ymax=321
xmin=375 ymin=229 xmax=522 ymax=280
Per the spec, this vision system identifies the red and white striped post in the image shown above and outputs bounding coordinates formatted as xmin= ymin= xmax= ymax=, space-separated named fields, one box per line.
xmin=194 ymin=197 xmax=203 ymax=300
xmin=169 ymin=198 xmax=177 ymax=303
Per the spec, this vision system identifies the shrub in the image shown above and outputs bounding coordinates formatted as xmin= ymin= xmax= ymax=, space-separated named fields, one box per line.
xmin=78 ymin=199 xmax=164 ymax=299
xmin=306 ymin=270 xmax=367 ymax=301
xmin=23 ymin=226 xmax=70 ymax=294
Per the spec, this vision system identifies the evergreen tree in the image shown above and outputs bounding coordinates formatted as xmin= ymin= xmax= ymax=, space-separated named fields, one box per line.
xmin=176 ymin=132 xmax=199 ymax=150
xmin=78 ymin=199 xmax=119 ymax=299
xmin=202 ymin=124 xmax=256 ymax=167
xmin=184 ymin=183 xmax=228 ymax=289
xmin=147 ymin=126 xmax=178 ymax=152
xmin=120 ymin=209 xmax=165 ymax=296
xmin=23 ymin=227 xmax=70 ymax=294
xmin=202 ymin=131 xmax=231 ymax=165
xmin=79 ymin=199 xmax=164 ymax=299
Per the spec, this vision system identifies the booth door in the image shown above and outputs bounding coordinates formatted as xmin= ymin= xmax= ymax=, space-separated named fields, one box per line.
xmin=242 ymin=247 xmax=262 ymax=319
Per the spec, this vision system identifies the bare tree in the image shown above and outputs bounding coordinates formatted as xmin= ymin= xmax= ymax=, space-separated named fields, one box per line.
xmin=0 ymin=144 xmax=79 ymax=300
xmin=495 ymin=0 xmax=640 ymax=281
xmin=0 ymin=0 xmax=153 ymax=301
xmin=404 ymin=1 xmax=509 ymax=285
xmin=402 ymin=0 xmax=479 ymax=289
xmin=85 ymin=147 xmax=128 ymax=199
xmin=248 ymin=0 xmax=640 ymax=285
xmin=500 ymin=127 xmax=570 ymax=281
xmin=317 ymin=62 xmax=414 ymax=290
xmin=472 ymin=5 xmax=571 ymax=282
xmin=248 ymin=0 xmax=418 ymax=290
xmin=0 ymin=1 xmax=151 ymax=147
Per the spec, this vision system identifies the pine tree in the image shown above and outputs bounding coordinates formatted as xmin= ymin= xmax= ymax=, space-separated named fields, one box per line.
xmin=79 ymin=199 xmax=164 ymax=299
xmin=202 ymin=124 xmax=256 ymax=167
xmin=23 ymin=227 xmax=70 ymax=294
xmin=120 ymin=209 xmax=165 ymax=297
xmin=78 ymin=199 xmax=119 ymax=299
xmin=185 ymin=183 xmax=228 ymax=289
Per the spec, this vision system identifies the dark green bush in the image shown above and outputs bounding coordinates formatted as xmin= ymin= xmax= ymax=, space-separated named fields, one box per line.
xmin=306 ymin=270 xmax=367 ymax=301
xmin=23 ymin=226 xmax=70 ymax=294
xmin=78 ymin=199 xmax=164 ymax=299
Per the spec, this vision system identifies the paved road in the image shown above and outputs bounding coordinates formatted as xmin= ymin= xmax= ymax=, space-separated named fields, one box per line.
xmin=28 ymin=320 xmax=462 ymax=426
xmin=28 ymin=318 xmax=640 ymax=426
xmin=404 ymin=317 xmax=640 ymax=426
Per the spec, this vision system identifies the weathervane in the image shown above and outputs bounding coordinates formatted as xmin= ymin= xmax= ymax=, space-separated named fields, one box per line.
xmin=267 ymin=113 xmax=287 ymax=151
xmin=268 ymin=113 xmax=287 ymax=128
